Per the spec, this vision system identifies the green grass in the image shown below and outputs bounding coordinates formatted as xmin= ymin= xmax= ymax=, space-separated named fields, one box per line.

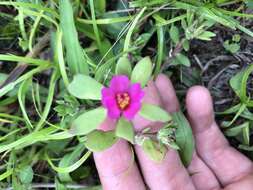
xmin=0 ymin=0 xmax=253 ymax=189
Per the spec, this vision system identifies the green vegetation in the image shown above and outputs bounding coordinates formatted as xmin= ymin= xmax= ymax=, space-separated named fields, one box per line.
xmin=0 ymin=0 xmax=253 ymax=189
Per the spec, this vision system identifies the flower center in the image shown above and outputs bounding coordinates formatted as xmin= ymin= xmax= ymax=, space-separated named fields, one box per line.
xmin=116 ymin=92 xmax=130 ymax=110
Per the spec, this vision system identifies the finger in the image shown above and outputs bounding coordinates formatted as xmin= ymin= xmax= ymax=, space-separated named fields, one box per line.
xmin=134 ymin=74 xmax=195 ymax=190
xmin=188 ymin=152 xmax=220 ymax=190
xmin=157 ymin=75 xmax=220 ymax=190
xmin=155 ymin=74 xmax=180 ymax=113
xmin=133 ymin=80 xmax=164 ymax=132
xmin=135 ymin=147 xmax=195 ymax=190
xmin=224 ymin=175 xmax=253 ymax=190
xmin=186 ymin=86 xmax=253 ymax=186
xmin=94 ymin=118 xmax=146 ymax=190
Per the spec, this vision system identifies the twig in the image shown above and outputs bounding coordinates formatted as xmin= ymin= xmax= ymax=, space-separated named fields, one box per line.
xmin=207 ymin=64 xmax=239 ymax=90
xmin=193 ymin=54 xmax=204 ymax=71
xmin=214 ymin=98 xmax=233 ymax=105
xmin=0 ymin=32 xmax=50 ymax=89
xmin=202 ymin=55 xmax=233 ymax=74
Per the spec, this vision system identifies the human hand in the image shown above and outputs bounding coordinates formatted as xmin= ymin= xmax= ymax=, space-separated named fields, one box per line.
xmin=94 ymin=74 xmax=253 ymax=190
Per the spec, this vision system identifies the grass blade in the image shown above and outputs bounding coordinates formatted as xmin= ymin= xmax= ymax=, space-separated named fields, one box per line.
xmin=59 ymin=0 xmax=89 ymax=75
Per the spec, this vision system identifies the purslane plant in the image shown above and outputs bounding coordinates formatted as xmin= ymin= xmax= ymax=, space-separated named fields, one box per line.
xmin=68 ymin=56 xmax=194 ymax=164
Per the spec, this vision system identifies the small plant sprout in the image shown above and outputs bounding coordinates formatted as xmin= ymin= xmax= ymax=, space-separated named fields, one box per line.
xmin=157 ymin=124 xmax=180 ymax=150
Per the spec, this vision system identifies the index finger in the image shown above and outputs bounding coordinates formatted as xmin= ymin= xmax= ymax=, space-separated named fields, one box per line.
xmin=134 ymin=75 xmax=195 ymax=190
xmin=94 ymin=118 xmax=145 ymax=190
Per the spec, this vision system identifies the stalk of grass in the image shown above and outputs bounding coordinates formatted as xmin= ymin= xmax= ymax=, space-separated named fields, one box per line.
xmin=0 ymin=64 xmax=51 ymax=97
xmin=35 ymin=69 xmax=59 ymax=131
xmin=45 ymin=150 xmax=92 ymax=173
xmin=0 ymin=1 xmax=59 ymax=18
xmin=123 ymin=7 xmax=147 ymax=53
xmin=154 ymin=24 xmax=164 ymax=77
xmin=28 ymin=10 xmax=44 ymax=52
xmin=60 ymin=0 xmax=89 ymax=75
xmin=89 ymin=0 xmax=102 ymax=50
xmin=18 ymin=78 xmax=33 ymax=131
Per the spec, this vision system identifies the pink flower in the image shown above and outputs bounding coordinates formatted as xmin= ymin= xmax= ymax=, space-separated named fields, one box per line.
xmin=101 ymin=75 xmax=145 ymax=120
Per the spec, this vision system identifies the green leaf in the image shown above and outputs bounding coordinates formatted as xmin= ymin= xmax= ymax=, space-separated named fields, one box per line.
xmin=225 ymin=122 xmax=250 ymax=137
xmin=242 ymin=124 xmax=250 ymax=145
xmin=172 ymin=53 xmax=191 ymax=67
xmin=169 ymin=25 xmax=180 ymax=44
xmin=116 ymin=117 xmax=134 ymax=143
xmin=85 ymin=130 xmax=118 ymax=152
xmin=58 ymin=144 xmax=85 ymax=182
xmin=55 ymin=179 xmax=67 ymax=190
xmin=115 ymin=57 xmax=132 ymax=77
xmin=227 ymin=104 xmax=246 ymax=127
xmin=241 ymin=108 xmax=253 ymax=120
xmin=46 ymin=150 xmax=91 ymax=173
xmin=225 ymin=122 xmax=250 ymax=146
xmin=0 ymin=54 xmax=51 ymax=66
xmin=139 ymin=103 xmax=171 ymax=122
xmin=60 ymin=0 xmax=89 ymax=75
xmin=0 ymin=169 xmax=13 ymax=181
xmin=172 ymin=111 xmax=195 ymax=166
xmin=93 ymin=0 xmax=106 ymax=13
xmin=13 ymin=173 xmax=24 ymax=190
xmin=131 ymin=56 xmax=153 ymax=87
xmin=241 ymin=64 xmax=253 ymax=106
xmin=68 ymin=74 xmax=103 ymax=100
xmin=71 ymin=107 xmax=107 ymax=135
xmin=56 ymin=29 xmax=70 ymax=87
xmin=142 ymin=139 xmax=166 ymax=162
xmin=154 ymin=24 xmax=164 ymax=77
xmin=18 ymin=166 xmax=33 ymax=184
xmin=123 ymin=7 xmax=146 ymax=52
xmin=182 ymin=40 xmax=190 ymax=51
xmin=239 ymin=145 xmax=253 ymax=151
xmin=18 ymin=79 xmax=33 ymax=130
xmin=196 ymin=31 xmax=216 ymax=41
xmin=232 ymin=34 xmax=241 ymax=43
xmin=223 ymin=40 xmax=240 ymax=53
xmin=0 ymin=82 xmax=16 ymax=98
xmin=229 ymin=64 xmax=253 ymax=106
xmin=0 ymin=73 xmax=7 ymax=83
xmin=217 ymin=103 xmax=241 ymax=115
xmin=230 ymin=70 xmax=244 ymax=100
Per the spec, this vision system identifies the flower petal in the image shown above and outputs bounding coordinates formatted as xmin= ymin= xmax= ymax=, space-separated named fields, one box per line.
xmin=129 ymin=83 xmax=145 ymax=102
xmin=123 ymin=102 xmax=142 ymax=120
xmin=108 ymin=106 xmax=121 ymax=119
xmin=101 ymin=88 xmax=121 ymax=119
xmin=101 ymin=88 xmax=114 ymax=107
xmin=110 ymin=75 xmax=130 ymax=93
xmin=105 ymin=98 xmax=121 ymax=119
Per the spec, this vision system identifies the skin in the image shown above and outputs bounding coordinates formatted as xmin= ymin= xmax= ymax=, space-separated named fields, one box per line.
xmin=94 ymin=74 xmax=253 ymax=190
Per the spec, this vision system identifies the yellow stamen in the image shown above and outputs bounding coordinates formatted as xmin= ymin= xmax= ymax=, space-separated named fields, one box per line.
xmin=116 ymin=92 xmax=130 ymax=110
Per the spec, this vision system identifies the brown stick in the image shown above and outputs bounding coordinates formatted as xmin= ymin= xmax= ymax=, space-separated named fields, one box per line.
xmin=0 ymin=32 xmax=50 ymax=89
